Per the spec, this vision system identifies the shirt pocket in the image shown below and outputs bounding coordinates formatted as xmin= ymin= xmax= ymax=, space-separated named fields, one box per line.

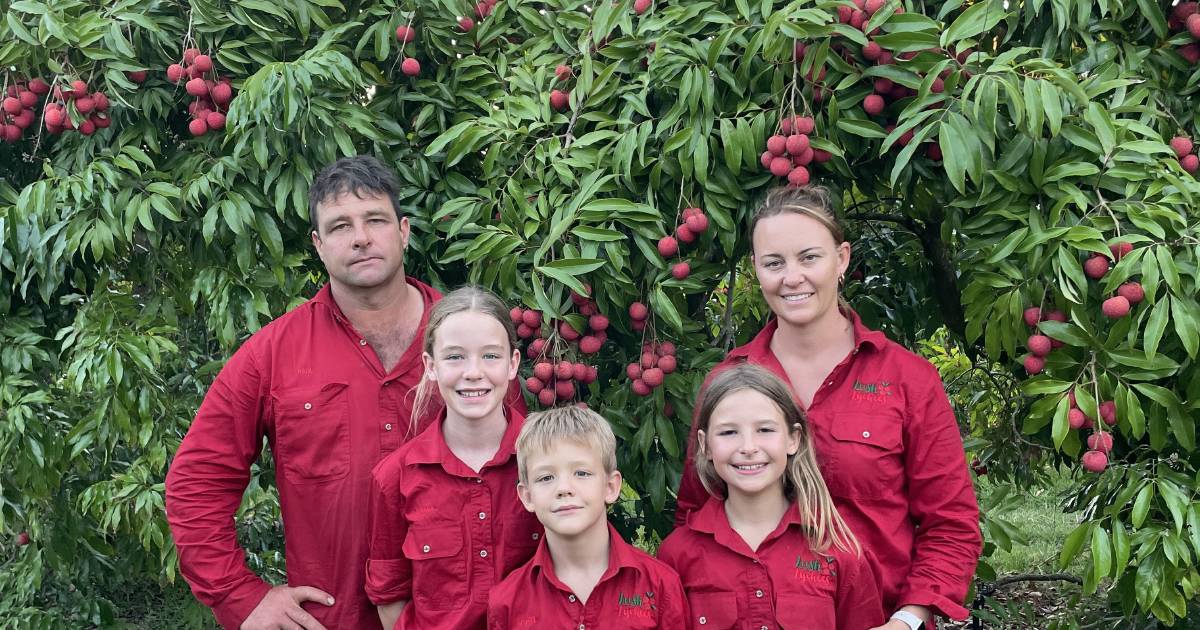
xmin=402 ymin=523 xmax=468 ymax=610
xmin=823 ymin=412 xmax=903 ymax=501
xmin=687 ymin=591 xmax=738 ymax=629
xmin=775 ymin=592 xmax=836 ymax=630
xmin=272 ymin=381 xmax=351 ymax=483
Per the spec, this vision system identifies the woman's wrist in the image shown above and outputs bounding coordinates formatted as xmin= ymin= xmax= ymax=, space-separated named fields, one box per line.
xmin=890 ymin=605 xmax=933 ymax=629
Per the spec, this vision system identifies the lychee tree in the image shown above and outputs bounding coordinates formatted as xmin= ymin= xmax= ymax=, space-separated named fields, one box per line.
xmin=2 ymin=0 xmax=1199 ymax=625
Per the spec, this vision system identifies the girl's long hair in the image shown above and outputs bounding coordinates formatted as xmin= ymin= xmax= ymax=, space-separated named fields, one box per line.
xmin=409 ymin=285 xmax=519 ymax=434
xmin=693 ymin=363 xmax=861 ymax=555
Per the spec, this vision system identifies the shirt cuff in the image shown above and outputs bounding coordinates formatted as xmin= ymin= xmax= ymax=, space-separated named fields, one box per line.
xmin=896 ymin=587 xmax=971 ymax=621
xmin=212 ymin=579 xmax=273 ymax=630
xmin=364 ymin=558 xmax=413 ymax=605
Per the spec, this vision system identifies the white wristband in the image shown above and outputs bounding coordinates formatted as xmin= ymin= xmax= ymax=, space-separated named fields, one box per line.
xmin=890 ymin=610 xmax=924 ymax=630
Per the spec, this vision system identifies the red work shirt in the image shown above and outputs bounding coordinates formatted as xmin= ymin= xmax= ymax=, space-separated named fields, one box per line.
xmin=165 ymin=279 xmax=446 ymax=630
xmin=675 ymin=310 xmax=981 ymax=620
xmin=658 ymin=497 xmax=883 ymax=630
xmin=366 ymin=405 xmax=543 ymax=630
xmin=487 ymin=522 xmax=689 ymax=630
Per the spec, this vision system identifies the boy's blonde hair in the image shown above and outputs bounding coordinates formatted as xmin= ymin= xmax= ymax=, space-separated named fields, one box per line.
xmin=516 ymin=405 xmax=617 ymax=485
xmin=694 ymin=363 xmax=861 ymax=556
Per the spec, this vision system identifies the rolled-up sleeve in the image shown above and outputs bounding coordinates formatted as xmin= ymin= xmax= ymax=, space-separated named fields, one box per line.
xmin=897 ymin=364 xmax=982 ymax=620
xmin=365 ymin=464 xmax=412 ymax=605
xmin=165 ymin=343 xmax=272 ymax=630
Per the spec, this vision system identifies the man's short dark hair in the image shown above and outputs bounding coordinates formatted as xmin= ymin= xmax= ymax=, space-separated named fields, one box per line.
xmin=308 ymin=155 xmax=403 ymax=232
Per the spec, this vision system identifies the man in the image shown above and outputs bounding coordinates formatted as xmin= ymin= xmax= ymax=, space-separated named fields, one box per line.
xmin=167 ymin=155 xmax=444 ymax=630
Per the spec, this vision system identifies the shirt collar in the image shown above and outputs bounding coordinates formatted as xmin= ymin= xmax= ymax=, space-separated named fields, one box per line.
xmin=530 ymin=522 xmax=639 ymax=592
xmin=729 ymin=307 xmax=887 ymax=362
xmin=405 ymin=405 xmax=525 ymax=472
xmin=686 ymin=496 xmax=807 ymax=555
xmin=314 ymin=275 xmax=441 ymax=326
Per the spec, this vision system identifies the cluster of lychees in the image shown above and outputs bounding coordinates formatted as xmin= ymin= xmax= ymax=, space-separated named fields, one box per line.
xmin=1170 ymin=135 xmax=1198 ymax=176
xmin=760 ymin=116 xmax=832 ymax=187
xmin=166 ymin=48 xmax=233 ymax=137
xmin=625 ymin=341 xmax=677 ymax=397
xmin=656 ymin=207 xmax=710 ymax=280
xmin=628 ymin=301 xmax=650 ymax=332
xmin=549 ymin=64 xmax=573 ymax=112
xmin=1082 ymin=242 xmax=1145 ymax=320
xmin=525 ymin=359 xmax=598 ymax=407
xmin=1063 ymin=390 xmax=1118 ymax=473
xmin=1170 ymin=3 xmax=1200 ymax=62
xmin=1 ymin=79 xmax=47 ymax=142
xmin=41 ymin=79 xmax=114 ymax=137
xmin=396 ymin=24 xmax=422 ymax=77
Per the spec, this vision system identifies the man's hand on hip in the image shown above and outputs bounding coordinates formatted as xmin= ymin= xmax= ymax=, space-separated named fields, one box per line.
xmin=241 ymin=585 xmax=335 ymax=630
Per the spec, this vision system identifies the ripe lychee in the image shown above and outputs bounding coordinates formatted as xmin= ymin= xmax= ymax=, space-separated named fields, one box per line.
xmin=658 ymin=236 xmax=679 ymax=257
xmin=634 ymin=0 xmax=652 ymax=14
xmin=1108 ymin=241 xmax=1133 ymax=260
xmin=1027 ymin=335 xmax=1052 ymax=357
xmin=863 ymin=42 xmax=882 ymax=61
xmin=1023 ymin=355 xmax=1045 ymax=375
xmin=1083 ymin=254 xmax=1109 ymax=280
xmin=522 ymin=310 xmax=542 ymax=328
xmin=785 ymin=134 xmax=810 ymax=155
xmin=579 ymin=336 xmax=602 ymax=354
xmin=642 ymin=367 xmax=664 ymax=387
xmin=1081 ymin=450 xmax=1108 ymax=473
xmin=396 ymin=25 xmax=416 ymax=43
xmin=205 ymin=112 xmax=226 ymax=130
xmin=629 ymin=302 xmax=649 ymax=321
xmin=193 ymin=54 xmax=214 ymax=73
xmin=28 ymin=78 xmax=49 ymax=94
xmin=1170 ymin=136 xmax=1193 ymax=158
xmin=766 ymin=135 xmax=787 ymax=156
xmin=1117 ymin=282 xmax=1144 ymax=304
xmin=572 ymin=362 xmax=589 ymax=381
xmin=1023 ymin=307 xmax=1042 ymax=327
xmin=167 ymin=64 xmax=186 ymax=83
xmin=185 ymin=77 xmax=209 ymax=97
xmin=188 ymin=118 xmax=208 ymax=136
xmin=559 ymin=321 xmax=581 ymax=341
xmin=458 ymin=16 xmax=475 ymax=31
xmin=626 ymin=363 xmax=643 ymax=380
xmin=676 ymin=223 xmax=696 ymax=243
xmin=555 ymin=65 xmax=572 ymax=81
xmin=402 ymin=58 xmax=421 ymax=76
xmin=526 ymin=376 xmax=545 ymax=393
xmin=770 ymin=156 xmax=793 ymax=177
xmin=794 ymin=116 xmax=815 ymax=134
xmin=632 ymin=379 xmax=652 ymax=396
xmin=1189 ymin=13 xmax=1200 ymax=37
xmin=1087 ymin=432 xmax=1114 ymax=453
xmin=641 ymin=352 xmax=657 ymax=369
xmin=1099 ymin=400 xmax=1118 ymax=426
xmin=588 ymin=315 xmax=609 ymax=331
xmin=538 ymin=388 xmax=556 ymax=406
xmin=556 ymin=361 xmax=574 ymax=379
xmin=1068 ymin=408 xmax=1087 ymax=429
xmin=863 ymin=94 xmax=885 ymax=116
xmin=671 ymin=262 xmax=691 ymax=280
xmin=787 ymin=166 xmax=811 ymax=187
xmin=760 ymin=151 xmax=774 ymax=169
xmin=684 ymin=212 xmax=709 ymax=233
xmin=549 ymin=89 xmax=570 ymax=111
xmin=1181 ymin=154 xmax=1199 ymax=174
xmin=16 ymin=532 xmax=30 ymax=546
xmin=657 ymin=354 xmax=677 ymax=373
xmin=1101 ymin=295 xmax=1130 ymax=318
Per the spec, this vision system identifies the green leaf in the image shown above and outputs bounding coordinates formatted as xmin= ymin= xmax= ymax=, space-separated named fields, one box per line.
xmin=1058 ymin=521 xmax=1091 ymax=569
xmin=571 ymin=226 xmax=626 ymax=242
xmin=1091 ymin=526 xmax=1112 ymax=579
xmin=941 ymin=0 xmax=1008 ymax=46
xmin=1132 ymin=484 xmax=1154 ymax=529
xmin=1144 ymin=298 xmax=1170 ymax=358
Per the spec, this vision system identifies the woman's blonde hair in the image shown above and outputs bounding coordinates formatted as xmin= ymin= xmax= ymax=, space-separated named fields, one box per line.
xmin=409 ymin=285 xmax=519 ymax=433
xmin=748 ymin=185 xmax=844 ymax=249
xmin=693 ymin=363 xmax=860 ymax=555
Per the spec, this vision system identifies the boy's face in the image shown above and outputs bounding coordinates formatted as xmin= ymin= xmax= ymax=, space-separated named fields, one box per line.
xmin=518 ymin=440 xmax=622 ymax=539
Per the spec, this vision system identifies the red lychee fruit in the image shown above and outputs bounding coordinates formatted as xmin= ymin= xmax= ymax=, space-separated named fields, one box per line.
xmin=785 ymin=134 xmax=810 ymax=156
xmin=658 ymin=236 xmax=679 ymax=257
xmin=787 ymin=166 xmax=811 ymax=187
xmin=1117 ymin=282 xmax=1144 ymax=304
xmin=68 ymin=96 xmax=92 ymax=114
xmin=205 ymin=111 xmax=226 ymax=130
xmin=632 ymin=379 xmax=652 ymax=396
xmin=676 ymin=223 xmax=696 ymax=243
xmin=760 ymin=150 xmax=774 ymax=169
xmin=657 ymin=354 xmax=677 ymax=374
xmin=634 ymin=0 xmax=653 ymax=14
xmin=553 ymin=65 xmax=572 ymax=83
xmin=865 ymin=0 xmax=884 ymax=14
xmin=188 ymin=118 xmax=208 ymax=136
xmin=185 ymin=77 xmax=209 ymax=97
xmin=555 ymin=361 xmax=574 ymax=380
xmin=396 ymin=25 xmax=416 ymax=43
xmin=926 ymin=144 xmax=942 ymax=160
xmin=642 ymin=367 xmax=664 ymax=387
xmin=193 ymin=54 xmax=214 ymax=73
xmin=671 ymin=262 xmax=691 ymax=280
xmin=863 ymin=42 xmax=882 ymax=61
xmin=685 ymin=212 xmax=709 ymax=233
xmin=1087 ymin=432 xmax=1114 ymax=453
xmin=579 ymin=336 xmax=602 ymax=354
xmin=1027 ymin=334 xmax=1052 ymax=357
xmin=1181 ymin=44 xmax=1200 ymax=64
xmin=863 ymin=94 xmax=885 ymax=116
xmin=1189 ymin=13 xmax=1200 ymax=37
xmin=770 ymin=156 xmax=793 ymax=177
xmin=526 ymin=376 xmax=545 ymax=393
xmin=588 ymin=315 xmax=609 ymax=331
xmin=1023 ymin=355 xmax=1045 ymax=375
xmin=28 ymin=78 xmax=50 ymax=94
xmin=792 ymin=147 xmax=814 ymax=166
xmin=1108 ymin=241 xmax=1133 ymax=260
xmin=522 ymin=310 xmax=542 ymax=328
xmin=1181 ymin=154 xmax=1199 ymax=174
xmin=1083 ymin=254 xmax=1110 ymax=279
xmin=766 ymin=134 xmax=788 ymax=156
xmin=458 ymin=16 xmax=475 ymax=31
xmin=641 ymin=352 xmax=657 ymax=369
xmin=558 ymin=320 xmax=580 ymax=341
xmin=629 ymin=302 xmax=649 ymax=321
xmin=44 ymin=107 xmax=64 ymax=127
xmin=1068 ymin=407 xmax=1089 ymax=429
xmin=549 ymin=89 xmax=570 ymax=111
xmin=874 ymin=78 xmax=894 ymax=93
xmin=517 ymin=323 xmax=534 ymax=338
xmin=509 ymin=307 xmax=524 ymax=325
xmin=18 ymin=90 xmax=37 ymax=109
xmin=837 ymin=5 xmax=853 ymax=22
xmin=1102 ymin=295 xmax=1131 ymax=318
xmin=1081 ymin=450 xmax=1108 ymax=473
xmin=794 ymin=116 xmax=815 ymax=134
xmin=402 ymin=58 xmax=421 ymax=76
xmin=534 ymin=362 xmax=553 ymax=382
xmin=16 ymin=532 xmax=30 ymax=546
xmin=167 ymin=64 xmax=185 ymax=83
xmin=1023 ymin=307 xmax=1042 ymax=327
xmin=572 ymin=362 xmax=589 ymax=381
xmin=1045 ymin=310 xmax=1067 ymax=322
xmin=1099 ymin=400 xmax=1118 ymax=426
xmin=1170 ymin=136 xmax=1193 ymax=158
xmin=538 ymin=388 xmax=557 ymax=406
xmin=626 ymin=363 xmax=643 ymax=380
xmin=183 ymin=48 xmax=200 ymax=64
xmin=658 ymin=341 xmax=676 ymax=355
xmin=2 ymin=97 xmax=21 ymax=115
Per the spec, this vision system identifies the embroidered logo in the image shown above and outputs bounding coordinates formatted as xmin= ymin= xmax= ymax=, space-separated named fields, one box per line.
xmin=850 ymin=379 xmax=894 ymax=403
xmin=793 ymin=555 xmax=837 ymax=584
xmin=514 ymin=615 xmax=538 ymax=629
xmin=616 ymin=591 xmax=656 ymax=619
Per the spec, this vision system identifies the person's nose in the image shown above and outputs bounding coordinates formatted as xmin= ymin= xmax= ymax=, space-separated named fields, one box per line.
xmin=351 ymin=221 xmax=371 ymax=249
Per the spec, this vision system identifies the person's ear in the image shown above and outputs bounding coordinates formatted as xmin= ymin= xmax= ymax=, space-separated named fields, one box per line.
xmin=836 ymin=241 xmax=852 ymax=277
xmin=604 ymin=469 xmax=623 ymax=505
xmin=697 ymin=429 xmax=710 ymax=460
xmin=422 ymin=352 xmax=436 ymax=382
xmin=517 ymin=482 xmax=536 ymax=513
xmin=507 ymin=347 xmax=520 ymax=381
xmin=786 ymin=422 xmax=802 ymax=456
xmin=399 ymin=216 xmax=411 ymax=249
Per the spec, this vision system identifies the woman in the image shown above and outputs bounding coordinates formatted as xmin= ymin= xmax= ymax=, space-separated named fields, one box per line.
xmin=675 ymin=186 xmax=981 ymax=630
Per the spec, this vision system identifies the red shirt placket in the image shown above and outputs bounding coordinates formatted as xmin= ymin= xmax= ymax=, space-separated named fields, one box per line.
xmin=740 ymin=560 xmax=775 ymax=630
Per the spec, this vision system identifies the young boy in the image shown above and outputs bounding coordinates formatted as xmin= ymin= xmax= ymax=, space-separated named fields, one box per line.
xmin=487 ymin=406 xmax=688 ymax=629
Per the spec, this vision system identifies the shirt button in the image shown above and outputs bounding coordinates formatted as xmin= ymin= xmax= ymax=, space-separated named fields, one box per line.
xmin=479 ymin=549 xmax=488 ymax=558
xmin=568 ymin=595 xmax=576 ymax=602
xmin=479 ymin=512 xmax=486 ymax=520
xmin=699 ymin=617 xmax=707 ymax=625
xmin=862 ymin=431 xmax=871 ymax=438
xmin=303 ymin=402 xmax=312 ymax=410
xmin=532 ymin=533 xmax=540 ymax=540
xmin=476 ymin=478 xmax=483 ymax=484
xmin=755 ymin=589 xmax=764 ymax=598
xmin=578 ymin=625 xmax=585 ymax=630
xmin=761 ymin=626 xmax=769 ymax=630
xmin=422 ymin=544 xmax=430 ymax=553
xmin=385 ymin=423 xmax=393 ymax=431
xmin=359 ymin=339 xmax=367 ymax=346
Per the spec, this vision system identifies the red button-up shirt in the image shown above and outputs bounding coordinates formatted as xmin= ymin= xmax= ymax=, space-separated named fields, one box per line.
xmin=658 ymin=496 xmax=883 ymax=630
xmin=166 ymin=279 xmax=447 ymax=630
xmin=487 ymin=523 xmax=689 ymax=630
xmin=366 ymin=405 xmax=543 ymax=630
xmin=676 ymin=311 xmax=981 ymax=620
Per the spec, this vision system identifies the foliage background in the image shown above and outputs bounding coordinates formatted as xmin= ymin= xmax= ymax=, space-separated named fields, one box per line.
xmin=2 ymin=0 xmax=1199 ymax=626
